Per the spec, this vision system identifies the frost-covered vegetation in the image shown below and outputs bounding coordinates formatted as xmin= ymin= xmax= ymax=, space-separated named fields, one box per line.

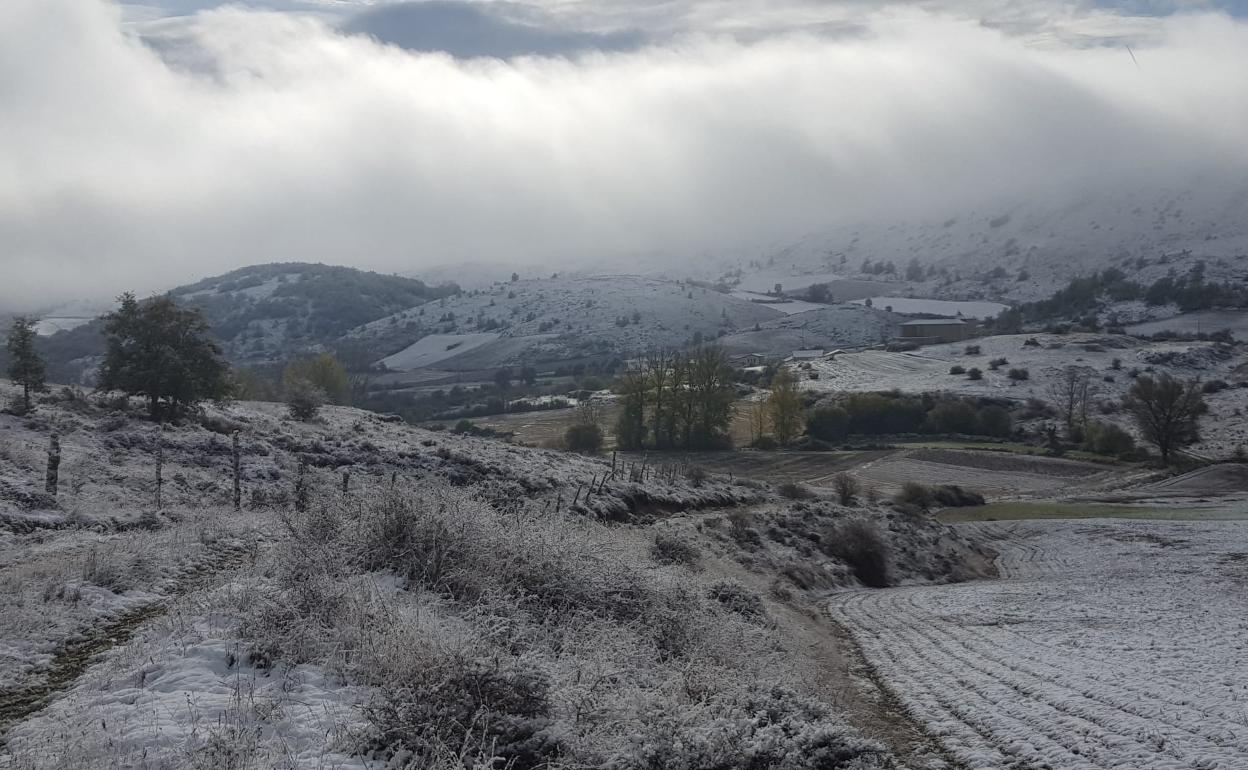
xmin=0 ymin=381 xmax=1005 ymax=767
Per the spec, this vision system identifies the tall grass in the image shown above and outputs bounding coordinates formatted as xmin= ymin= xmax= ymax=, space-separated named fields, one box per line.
xmin=237 ymin=479 xmax=894 ymax=769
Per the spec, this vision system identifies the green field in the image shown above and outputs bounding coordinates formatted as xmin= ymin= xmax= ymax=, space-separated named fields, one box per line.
xmin=938 ymin=501 xmax=1248 ymax=522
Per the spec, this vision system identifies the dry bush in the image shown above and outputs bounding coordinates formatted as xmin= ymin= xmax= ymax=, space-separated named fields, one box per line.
xmin=707 ymin=581 xmax=768 ymax=622
xmin=235 ymin=480 xmax=892 ymax=768
xmin=685 ymin=465 xmax=709 ymax=487
xmin=894 ymin=481 xmax=934 ymax=510
xmin=931 ymin=484 xmax=985 ymax=507
xmin=820 ymin=520 xmax=890 ymax=588
xmin=833 ymin=473 xmax=860 ymax=506
xmin=777 ymin=482 xmax=815 ymax=500
xmin=650 ymin=531 xmax=701 ymax=567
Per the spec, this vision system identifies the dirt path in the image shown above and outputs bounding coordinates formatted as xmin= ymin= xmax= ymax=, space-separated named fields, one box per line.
xmin=0 ymin=540 xmax=255 ymax=743
xmin=686 ymin=521 xmax=967 ymax=769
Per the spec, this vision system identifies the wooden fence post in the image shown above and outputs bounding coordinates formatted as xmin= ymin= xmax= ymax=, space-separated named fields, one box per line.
xmin=45 ymin=432 xmax=60 ymax=496
xmin=232 ymin=431 xmax=241 ymax=511
xmin=295 ymin=457 xmax=308 ymax=513
xmin=154 ymin=428 xmax=164 ymax=510
xmin=342 ymin=470 xmax=351 ymax=498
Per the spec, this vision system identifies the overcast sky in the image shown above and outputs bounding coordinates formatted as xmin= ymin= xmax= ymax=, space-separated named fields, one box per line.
xmin=2 ymin=0 xmax=1248 ymax=309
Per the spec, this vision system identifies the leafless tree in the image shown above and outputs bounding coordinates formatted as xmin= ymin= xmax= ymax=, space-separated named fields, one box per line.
xmin=1121 ymin=374 xmax=1205 ymax=464
xmin=1046 ymin=365 xmax=1097 ymax=436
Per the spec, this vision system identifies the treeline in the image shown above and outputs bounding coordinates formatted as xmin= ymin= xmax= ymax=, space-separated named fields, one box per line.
xmin=614 ymin=348 xmax=736 ymax=450
xmin=993 ymin=263 xmax=1248 ymax=330
xmin=800 ymin=391 xmax=1013 ymax=445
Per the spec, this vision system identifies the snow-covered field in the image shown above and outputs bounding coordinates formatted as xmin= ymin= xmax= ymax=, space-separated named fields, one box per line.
xmin=377 ymin=331 xmax=500 ymax=370
xmin=849 ymin=297 xmax=1007 ymax=319
xmin=1127 ymin=310 xmax=1248 ymax=339
xmin=833 ymin=518 xmax=1248 ymax=770
xmin=799 ymin=333 xmax=1248 ymax=457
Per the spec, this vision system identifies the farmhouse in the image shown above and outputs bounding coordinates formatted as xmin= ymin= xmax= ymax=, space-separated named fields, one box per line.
xmin=730 ymin=352 xmax=767 ymax=367
xmin=898 ymin=318 xmax=974 ymax=345
xmin=791 ymin=348 xmax=825 ymax=360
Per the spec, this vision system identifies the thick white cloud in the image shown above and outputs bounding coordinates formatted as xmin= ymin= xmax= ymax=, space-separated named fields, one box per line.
xmin=1 ymin=0 xmax=1247 ymax=308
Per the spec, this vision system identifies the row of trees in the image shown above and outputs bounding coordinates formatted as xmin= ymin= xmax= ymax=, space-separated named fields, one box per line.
xmin=739 ymin=362 xmax=1207 ymax=465
xmin=614 ymin=348 xmax=736 ymax=450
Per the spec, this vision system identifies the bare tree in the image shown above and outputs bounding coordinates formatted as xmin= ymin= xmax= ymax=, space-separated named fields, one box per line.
xmin=746 ymin=400 xmax=771 ymax=444
xmin=768 ymin=367 xmax=804 ymax=445
xmin=1046 ymin=365 xmax=1097 ymax=436
xmin=833 ymin=473 xmax=861 ymax=506
xmin=1121 ymin=374 xmax=1205 ymax=464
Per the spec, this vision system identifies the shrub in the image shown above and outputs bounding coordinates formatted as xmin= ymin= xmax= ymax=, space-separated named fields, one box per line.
xmin=685 ymin=465 xmax=709 ymax=486
xmin=564 ymin=423 xmax=604 ymax=453
xmin=988 ymin=357 xmax=1009 ymax=370
xmin=777 ymin=482 xmax=815 ymax=500
xmin=650 ymin=532 xmax=701 ymax=567
xmin=949 ymin=365 xmax=966 ymax=375
xmin=707 ymin=582 xmax=768 ymax=621
xmin=1007 ymin=368 xmax=1029 ymax=381
xmin=964 ymin=344 xmax=981 ymax=355
xmin=927 ymin=400 xmax=978 ymax=434
xmin=976 ymin=405 xmax=1013 ymax=437
xmin=1083 ymin=421 xmax=1135 ymax=457
xmin=820 ymin=520 xmax=890 ymax=588
xmin=726 ymin=510 xmax=762 ymax=549
xmin=842 ymin=392 xmax=927 ymax=435
xmin=750 ymin=435 xmax=779 ymax=450
xmin=894 ymin=481 xmax=934 ymax=509
xmin=805 ymin=406 xmax=849 ymax=442
xmin=932 ymin=484 xmax=985 ymax=507
xmin=285 ymin=379 xmax=326 ymax=421
xmin=1202 ymin=380 xmax=1230 ymax=394
xmin=833 ymin=473 xmax=860 ymax=506
xmin=966 ymin=367 xmax=983 ymax=381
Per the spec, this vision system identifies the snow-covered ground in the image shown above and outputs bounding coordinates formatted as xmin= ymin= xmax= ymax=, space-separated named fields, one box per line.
xmin=849 ymin=297 xmax=1007 ymax=319
xmin=798 ymin=333 xmax=1248 ymax=457
xmin=833 ymin=518 xmax=1248 ymax=770
xmin=377 ymin=331 xmax=500 ymax=370
xmin=1128 ymin=310 xmax=1248 ymax=339
xmin=728 ymin=290 xmax=827 ymax=315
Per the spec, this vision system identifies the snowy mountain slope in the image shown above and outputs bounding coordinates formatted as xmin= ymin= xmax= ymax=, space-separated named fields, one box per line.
xmin=722 ymin=181 xmax=1248 ymax=305
xmin=353 ymin=275 xmax=785 ymax=370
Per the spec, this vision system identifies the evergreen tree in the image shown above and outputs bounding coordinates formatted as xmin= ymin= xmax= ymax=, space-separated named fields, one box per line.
xmin=6 ymin=316 xmax=46 ymax=412
xmin=98 ymin=293 xmax=230 ymax=421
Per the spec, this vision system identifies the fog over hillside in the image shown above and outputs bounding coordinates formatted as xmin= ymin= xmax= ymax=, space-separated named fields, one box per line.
xmin=4 ymin=0 xmax=1248 ymax=307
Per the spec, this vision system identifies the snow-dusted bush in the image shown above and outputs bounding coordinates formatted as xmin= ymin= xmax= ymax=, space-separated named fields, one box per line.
xmin=820 ymin=520 xmax=890 ymax=588
xmin=650 ymin=531 xmax=701 ymax=567
xmin=605 ymin=687 xmax=894 ymax=770
xmin=777 ymin=482 xmax=815 ymax=500
xmin=284 ymin=379 xmax=326 ymax=421
xmin=894 ymin=481 xmax=934 ymax=510
xmin=707 ymin=581 xmax=768 ymax=622
xmin=237 ymin=480 xmax=885 ymax=767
